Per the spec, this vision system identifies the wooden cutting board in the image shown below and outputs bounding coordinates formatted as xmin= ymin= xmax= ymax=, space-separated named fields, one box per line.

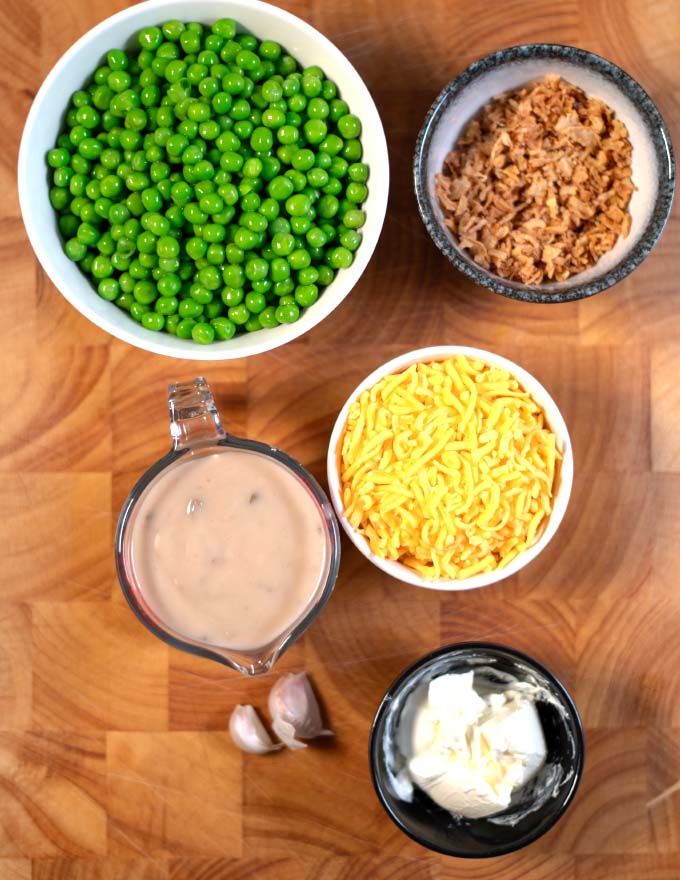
xmin=2 ymin=0 xmax=680 ymax=877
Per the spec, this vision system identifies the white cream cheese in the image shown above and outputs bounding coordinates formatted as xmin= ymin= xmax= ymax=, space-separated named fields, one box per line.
xmin=400 ymin=671 xmax=547 ymax=819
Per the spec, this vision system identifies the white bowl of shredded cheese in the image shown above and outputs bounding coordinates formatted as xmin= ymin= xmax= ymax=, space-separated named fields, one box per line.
xmin=327 ymin=346 xmax=573 ymax=591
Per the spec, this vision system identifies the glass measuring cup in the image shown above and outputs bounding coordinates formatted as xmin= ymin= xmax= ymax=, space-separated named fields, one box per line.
xmin=115 ymin=377 xmax=341 ymax=675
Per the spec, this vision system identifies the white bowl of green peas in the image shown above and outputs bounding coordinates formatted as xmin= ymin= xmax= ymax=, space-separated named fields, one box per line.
xmin=19 ymin=0 xmax=388 ymax=359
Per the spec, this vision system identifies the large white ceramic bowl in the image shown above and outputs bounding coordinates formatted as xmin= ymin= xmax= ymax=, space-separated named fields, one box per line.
xmin=18 ymin=0 xmax=388 ymax=359
xmin=327 ymin=346 xmax=573 ymax=591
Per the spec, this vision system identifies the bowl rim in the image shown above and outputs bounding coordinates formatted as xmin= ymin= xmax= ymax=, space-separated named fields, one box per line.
xmin=17 ymin=0 xmax=389 ymax=360
xmin=326 ymin=345 xmax=574 ymax=591
xmin=413 ymin=42 xmax=676 ymax=304
xmin=368 ymin=640 xmax=586 ymax=858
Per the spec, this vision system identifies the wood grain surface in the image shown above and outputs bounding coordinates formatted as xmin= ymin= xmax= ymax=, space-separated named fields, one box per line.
xmin=2 ymin=0 xmax=680 ymax=877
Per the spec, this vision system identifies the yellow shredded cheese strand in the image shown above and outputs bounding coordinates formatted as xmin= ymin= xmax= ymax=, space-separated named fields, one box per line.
xmin=339 ymin=355 xmax=560 ymax=580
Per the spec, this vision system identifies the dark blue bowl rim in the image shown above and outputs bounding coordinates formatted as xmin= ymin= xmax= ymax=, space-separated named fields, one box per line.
xmin=368 ymin=640 xmax=586 ymax=858
xmin=413 ymin=43 xmax=676 ymax=304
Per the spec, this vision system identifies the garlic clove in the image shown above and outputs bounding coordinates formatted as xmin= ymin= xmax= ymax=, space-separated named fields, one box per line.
xmin=268 ymin=672 xmax=333 ymax=750
xmin=229 ymin=704 xmax=283 ymax=754
xmin=272 ymin=717 xmax=308 ymax=751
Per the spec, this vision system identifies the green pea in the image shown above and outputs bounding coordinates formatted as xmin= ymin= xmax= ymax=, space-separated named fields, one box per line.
xmin=249 ymin=126 xmax=272 ymax=152
xmin=329 ymin=157 xmax=348 ymax=179
xmin=141 ymin=311 xmax=165 ymax=331
xmin=59 ymin=215 xmax=79 ymax=238
xmin=268 ymin=175 xmax=294 ymax=201
xmin=270 ymin=217 xmax=291 ymax=235
xmin=245 ymin=258 xmax=269 ymax=282
xmin=222 ymin=264 xmax=245 ymax=288
xmin=282 ymin=76 xmax=300 ymax=98
xmin=221 ymin=286 xmax=243 ymax=306
xmin=178 ymin=298 xmax=203 ymax=319
xmin=317 ymin=264 xmax=334 ymax=286
xmin=243 ymin=315 xmax=261 ymax=332
xmin=197 ymin=265 xmax=222 ymax=290
xmin=130 ymin=301 xmax=151 ymax=321
xmin=48 ymin=147 xmax=71 ymax=168
xmin=298 ymin=266 xmax=319 ymax=285
xmin=317 ymin=195 xmax=339 ymax=219
xmin=328 ymin=245 xmax=354 ymax=269
xmin=49 ymin=187 xmax=69 ymax=210
xmin=76 ymin=222 xmax=99 ymax=246
xmin=233 ymin=227 xmax=260 ymax=250
xmin=284 ymin=169 xmax=306 ymax=192
xmin=157 ymin=273 xmax=181 ymax=296
xmin=288 ymin=248 xmax=310 ymax=270
xmin=204 ymin=224 xmax=227 ymax=242
xmin=175 ymin=318 xmax=196 ymax=338
xmin=211 ymin=316 xmax=236 ymax=339
xmin=292 ymin=148 xmax=315 ymax=172
xmin=348 ymin=162 xmax=369 ymax=183
xmin=307 ymin=167 xmax=328 ymax=188
xmin=277 ymin=124 xmax=299 ymax=145
xmin=295 ymin=283 xmax=318 ymax=307
xmin=133 ymin=280 xmax=157 ymax=304
xmin=206 ymin=243 xmax=225 ymax=264
xmin=215 ymin=184 xmax=237 ymax=207
xmin=244 ymin=291 xmax=266 ymax=313
xmin=340 ymin=229 xmax=362 ymax=251
xmin=272 ymin=232 xmax=295 ymax=256
xmin=342 ymin=139 xmax=363 ymax=161
xmin=260 ymin=156 xmax=281 ymax=181
xmin=290 ymin=215 xmax=312 ymax=235
xmin=224 ymin=244 xmax=243 ymax=265
xmin=233 ymin=119 xmax=254 ymax=139
xmin=240 ymin=211 xmax=268 ymax=233
xmin=337 ymin=113 xmax=362 ymax=139
xmin=346 ymin=182 xmax=368 ymax=204
xmin=275 ymin=301 xmax=300 ymax=323
xmin=259 ymin=40 xmax=282 ymax=60
xmin=261 ymin=79 xmax=283 ymax=103
xmin=165 ymin=314 xmax=181 ymax=334
xmin=156 ymin=235 xmax=179 ymax=258
xmin=323 ymin=177 xmax=342 ymax=196
xmin=97 ymin=278 xmax=119 ymax=301
xmin=256 ymin=306 xmax=277 ymax=329
xmin=273 ymin=278 xmax=295 ymax=297
xmin=270 ymin=257 xmax=290 ymax=282
xmin=64 ymin=238 xmax=88 ymax=261
xmin=306 ymin=226 xmax=327 ymax=248
xmin=285 ymin=193 xmax=311 ymax=217
xmin=243 ymin=157 xmax=263 ymax=178
xmin=303 ymin=119 xmax=326 ymax=144
xmin=220 ymin=150 xmax=243 ymax=172
xmin=187 ymin=283 xmax=211 ymax=305
xmin=258 ymin=197 xmax=279 ymax=221
xmin=240 ymin=192 xmax=260 ymax=212
xmin=343 ymin=209 xmax=366 ymax=229
xmin=91 ymin=255 xmax=113 ymax=278
xmin=226 ymin=303 xmax=249 ymax=325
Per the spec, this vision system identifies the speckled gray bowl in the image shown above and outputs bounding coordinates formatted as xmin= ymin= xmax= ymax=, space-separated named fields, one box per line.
xmin=414 ymin=44 xmax=676 ymax=303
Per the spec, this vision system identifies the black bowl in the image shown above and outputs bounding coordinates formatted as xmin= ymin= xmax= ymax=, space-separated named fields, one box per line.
xmin=414 ymin=44 xmax=676 ymax=303
xmin=369 ymin=642 xmax=585 ymax=857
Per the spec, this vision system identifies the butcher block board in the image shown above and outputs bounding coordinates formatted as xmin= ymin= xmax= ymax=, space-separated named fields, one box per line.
xmin=1 ymin=0 xmax=680 ymax=877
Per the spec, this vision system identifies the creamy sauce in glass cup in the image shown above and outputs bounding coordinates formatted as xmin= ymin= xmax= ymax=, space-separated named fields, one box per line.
xmin=129 ymin=450 xmax=329 ymax=651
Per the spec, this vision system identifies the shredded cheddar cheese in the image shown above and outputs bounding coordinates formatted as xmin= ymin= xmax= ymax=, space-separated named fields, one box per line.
xmin=339 ymin=355 xmax=560 ymax=580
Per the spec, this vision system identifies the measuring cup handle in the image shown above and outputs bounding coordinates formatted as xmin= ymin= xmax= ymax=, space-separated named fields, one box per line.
xmin=167 ymin=377 xmax=227 ymax=450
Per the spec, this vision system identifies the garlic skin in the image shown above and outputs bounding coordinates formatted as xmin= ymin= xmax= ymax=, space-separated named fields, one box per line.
xmin=268 ymin=672 xmax=333 ymax=750
xmin=229 ymin=704 xmax=283 ymax=754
